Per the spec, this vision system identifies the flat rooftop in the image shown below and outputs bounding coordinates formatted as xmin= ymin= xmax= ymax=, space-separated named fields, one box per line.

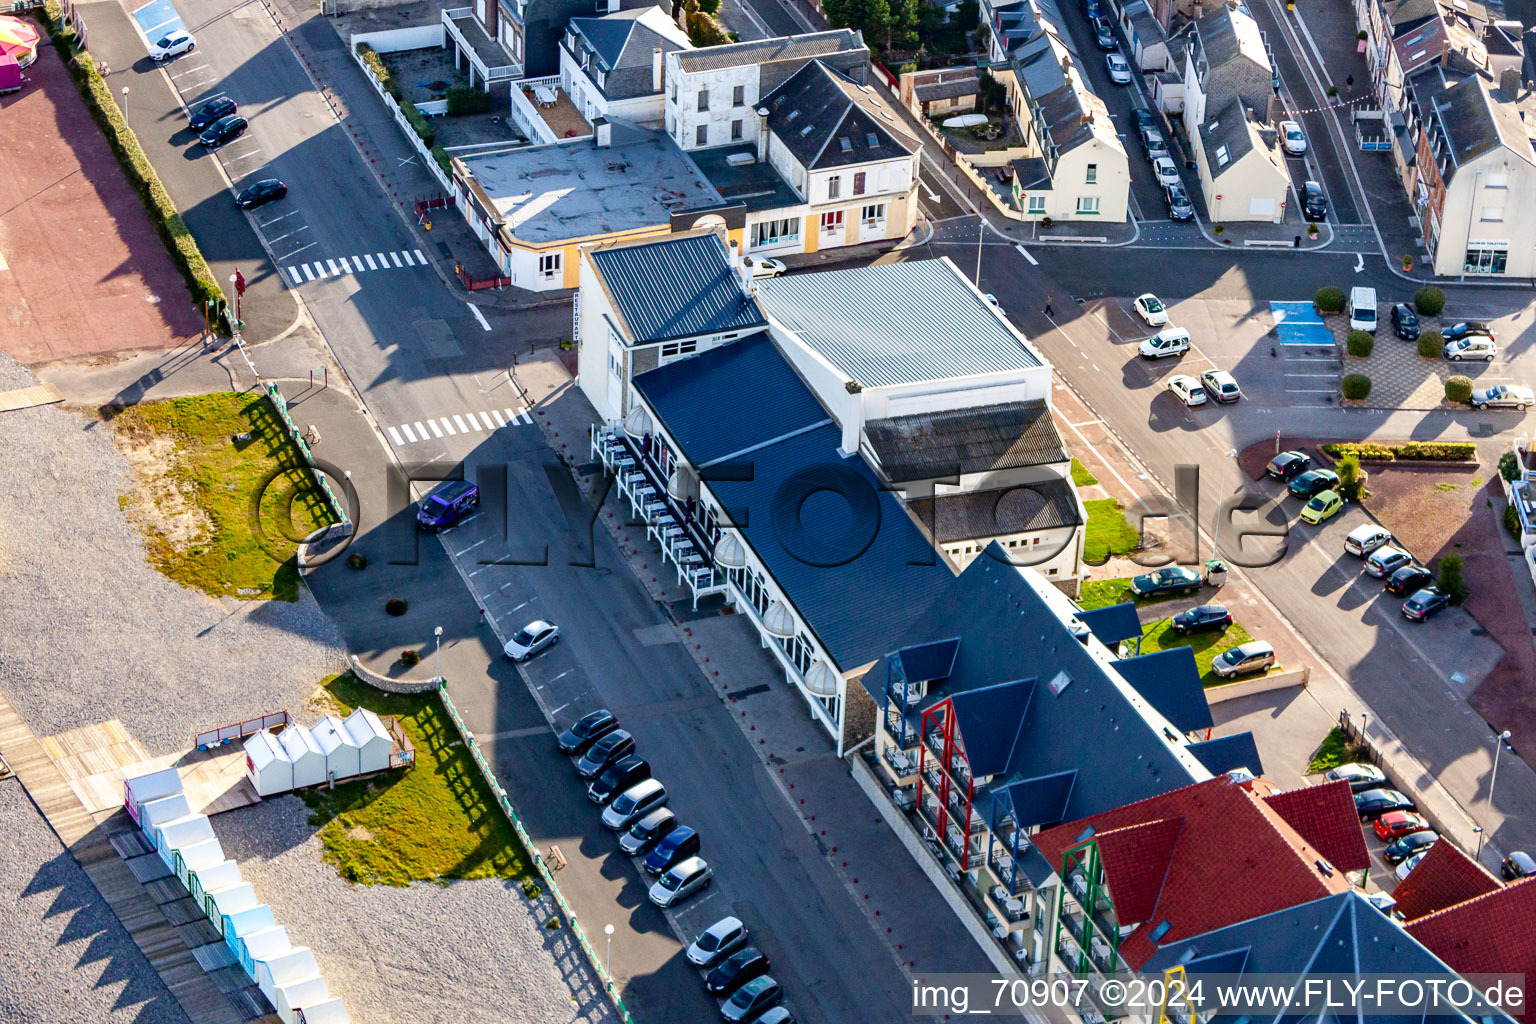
xmin=460 ymin=131 xmax=720 ymax=244
xmin=686 ymin=146 xmax=803 ymax=214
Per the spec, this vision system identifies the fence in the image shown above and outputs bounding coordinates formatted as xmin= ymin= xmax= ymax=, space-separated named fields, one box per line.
xmin=436 ymin=684 xmax=636 ymax=1024
xmin=458 ymin=264 xmax=513 ymax=290
xmin=349 ymin=43 xmax=453 ymax=192
xmin=194 ymin=710 xmax=293 ymax=750
xmin=264 ymin=382 xmax=350 ymax=527
xmin=414 ymin=194 xmax=457 ymax=220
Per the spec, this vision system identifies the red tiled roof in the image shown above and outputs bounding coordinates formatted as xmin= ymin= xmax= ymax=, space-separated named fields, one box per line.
xmin=1032 ymin=775 xmax=1351 ymax=969
xmin=1263 ymin=780 xmax=1371 ymax=874
xmin=1407 ymin=876 xmax=1536 ymax=980
xmin=1391 ymin=840 xmax=1502 ymax=921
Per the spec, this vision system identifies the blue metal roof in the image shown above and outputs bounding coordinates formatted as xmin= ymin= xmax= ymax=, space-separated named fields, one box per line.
xmin=633 ymin=333 xmax=830 ymax=468
xmin=589 ymin=233 xmax=768 ymax=345
xmin=1185 ymin=732 xmax=1263 ymax=777
xmin=950 ymin=679 xmax=1034 ymax=776
xmin=1075 ymin=603 xmax=1142 ymax=646
xmin=999 ymin=770 xmax=1078 ymax=829
xmin=1114 ymin=647 xmax=1214 ymax=733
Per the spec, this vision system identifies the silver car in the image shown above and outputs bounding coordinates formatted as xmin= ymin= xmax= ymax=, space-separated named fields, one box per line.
xmin=503 ymin=619 xmax=559 ymax=661
xmin=648 ymin=855 xmax=713 ymax=907
xmin=1445 ymin=336 xmax=1497 ymax=362
xmin=601 ymin=778 xmax=668 ymax=830
xmin=685 ymin=915 xmax=748 ymax=967
xmin=1471 ymin=384 xmax=1533 ymax=410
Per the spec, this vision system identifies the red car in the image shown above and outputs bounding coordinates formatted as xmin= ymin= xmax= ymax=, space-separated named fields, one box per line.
xmin=1374 ymin=811 xmax=1431 ymax=842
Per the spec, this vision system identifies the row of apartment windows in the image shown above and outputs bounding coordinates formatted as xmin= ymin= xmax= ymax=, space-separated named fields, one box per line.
xmin=694 ymin=121 xmax=746 ymax=146
xmin=1022 ymin=196 xmax=1099 ymax=215
xmin=827 ymin=172 xmax=869 ymax=199
xmin=751 ymin=206 xmax=886 ymax=248
xmin=693 ymin=85 xmax=747 ymax=111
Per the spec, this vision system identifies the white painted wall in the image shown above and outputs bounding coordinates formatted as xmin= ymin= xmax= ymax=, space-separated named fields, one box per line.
xmin=576 ymin=254 xmax=622 ymax=420
xmin=350 ymin=24 xmax=446 ymax=53
xmin=1434 ymin=152 xmax=1536 ymax=277
xmin=664 ymin=58 xmax=762 ymax=150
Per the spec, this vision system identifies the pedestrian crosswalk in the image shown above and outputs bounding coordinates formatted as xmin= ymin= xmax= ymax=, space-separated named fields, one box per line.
xmin=385 ymin=406 xmax=535 ymax=446
xmin=285 ymin=249 xmax=431 ymax=285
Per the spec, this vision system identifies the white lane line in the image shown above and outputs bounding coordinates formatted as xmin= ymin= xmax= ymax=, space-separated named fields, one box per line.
xmin=285 ymin=267 xmax=302 ymax=285
xmin=301 ymin=264 xmax=315 ymax=281
xmin=338 ymin=257 xmax=353 ymax=273
xmin=225 ymin=150 xmax=264 ymax=163
xmin=1069 ymin=419 xmax=1101 ymax=427
xmin=1289 ymin=389 xmax=1338 ymax=394
xmin=265 ymin=229 xmax=300 ymax=244
xmin=363 ymin=254 xmax=378 ymax=270
xmin=428 ymin=419 xmax=444 ymax=438
xmin=490 ymin=408 xmax=507 ymax=427
xmin=413 ymin=421 xmax=429 ymax=440
xmin=1014 ymin=244 xmax=1039 ymax=266
xmin=478 ymin=411 xmax=498 ymax=430
xmin=439 ymin=417 xmax=457 ymax=435
xmin=467 ymin=302 xmax=492 ymax=332
xmin=452 ymin=414 xmax=473 ymax=433
xmin=390 ymin=252 xmax=404 ymax=268
xmin=400 ymin=422 xmax=418 ymax=443
xmin=386 ymin=426 xmax=404 ymax=445
xmin=1286 ymin=373 xmax=1337 ymax=378
xmin=169 ymin=62 xmax=210 ymax=77
xmin=504 ymin=408 xmax=518 ymax=426
xmin=284 ymin=240 xmax=317 ymax=258
xmin=414 ymin=249 xmax=428 ymax=264
xmin=259 ymin=210 xmax=299 ymax=227
xmin=326 ymin=259 xmax=341 ymax=276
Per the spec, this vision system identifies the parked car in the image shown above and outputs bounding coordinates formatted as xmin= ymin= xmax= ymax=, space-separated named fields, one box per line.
xmin=649 ymin=855 xmax=712 ymax=908
xmin=199 ymin=114 xmax=249 ymax=149
xmin=707 ymin=948 xmax=773 ymax=996
xmin=1364 ymin=547 xmax=1414 ymax=579
xmin=557 ymin=709 xmax=619 ymax=755
xmin=1200 ymin=369 xmax=1241 ymax=403
xmin=1384 ymin=830 xmax=1440 ymax=865
xmin=1354 ymin=787 xmax=1417 ymax=820
xmin=1445 ymin=336 xmax=1497 ymax=362
xmin=1141 ymin=127 xmax=1169 ymax=161
xmin=1211 ymin=641 xmax=1276 ymax=678
xmin=1266 ymin=450 xmax=1314 ymax=481
xmin=1374 ymin=810 xmax=1431 ymax=841
xmin=1385 ymin=564 xmax=1434 ymax=596
xmin=1152 ymin=155 xmax=1180 ymax=187
xmin=1299 ymin=489 xmax=1343 ymax=525
xmin=1390 ymin=303 xmax=1420 ymax=340
xmin=1395 ymin=849 xmax=1430 ymax=880
xmin=619 ymin=807 xmax=678 ymax=855
xmin=602 ymin=778 xmax=668 ymax=830
xmin=1106 ymin=52 xmax=1132 ymax=84
xmin=1302 ymin=180 xmax=1328 ymax=221
xmin=1133 ymin=292 xmax=1168 ymax=327
xmin=1344 ymin=524 xmax=1392 ymax=557
xmin=1130 ymin=566 xmax=1202 ymax=597
xmin=719 ymin=976 xmax=783 ymax=1022
xmin=644 ymin=824 xmax=701 ymax=875
xmin=1441 ymin=320 xmax=1495 ymax=342
xmin=743 ymin=256 xmax=785 ymax=279
xmin=1139 ymin=327 xmax=1190 ymax=358
xmin=149 ymin=28 xmax=195 ymax=61
xmin=1085 ymin=0 xmax=1103 ymax=16
xmin=416 ymin=479 xmax=479 ymax=531
xmin=574 ymin=729 xmax=635 ymax=779
xmin=235 ymin=178 xmax=287 ymax=210
xmin=1093 ymin=17 xmax=1116 ymax=49
xmin=1167 ymin=374 xmax=1207 ymax=407
xmin=1287 ymin=468 xmax=1339 ymax=499
xmin=1134 ymin=107 xmax=1157 ymax=133
xmin=189 ymin=96 xmax=237 ymax=130
xmin=1166 ymin=183 xmax=1194 ymax=221
xmin=504 ymin=619 xmax=559 ymax=661
xmin=1501 ymin=851 xmax=1536 ymax=880
xmin=1402 ymin=587 xmax=1450 ymax=621
xmin=983 ymin=293 xmax=1006 ymax=317
xmin=687 ymin=917 xmax=749 ymax=969
xmin=587 ymin=755 xmax=650 ymax=804
xmin=1471 ymin=384 xmax=1534 ymax=410
xmin=1326 ymin=762 xmax=1387 ymax=792
xmin=756 ymin=1009 xmax=797 ymax=1024
xmin=1279 ymin=120 xmax=1307 ymax=154
xmin=1171 ymin=604 xmax=1232 ymax=634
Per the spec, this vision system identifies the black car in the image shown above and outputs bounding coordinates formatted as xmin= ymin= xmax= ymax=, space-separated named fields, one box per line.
xmin=1390 ymin=303 xmax=1420 ymax=340
xmin=1287 ymin=468 xmax=1339 ymax=499
xmin=189 ymin=96 xmax=238 ymax=130
xmin=1093 ymin=17 xmax=1115 ymax=49
xmin=1166 ymin=183 xmax=1194 ymax=221
xmin=1384 ymin=564 xmax=1434 ymax=596
xmin=199 ymin=114 xmax=249 ymax=149
xmin=1170 ymin=604 xmax=1232 ymax=635
xmin=1355 ymin=787 xmax=1417 ymax=820
xmin=1441 ymin=320 xmax=1496 ymax=343
xmin=1302 ymin=180 xmax=1328 ymax=221
xmin=1384 ymin=830 xmax=1439 ymax=865
xmin=575 ymin=729 xmax=635 ymax=779
xmin=416 ymin=479 xmax=479 ymax=531
xmin=587 ymin=755 xmax=650 ymax=804
xmin=706 ymin=947 xmax=772 ymax=996
xmin=1133 ymin=108 xmax=1156 ymax=134
xmin=556 ymin=709 xmax=619 ymax=755
xmin=1402 ymin=587 xmax=1450 ymax=622
xmin=1266 ymin=450 xmax=1313 ymax=481
xmin=236 ymin=178 xmax=287 ymax=210
xmin=644 ymin=825 xmax=700 ymax=875
xmin=1502 ymin=851 xmax=1536 ymax=880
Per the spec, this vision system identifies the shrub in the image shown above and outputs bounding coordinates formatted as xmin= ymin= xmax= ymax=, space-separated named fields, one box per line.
xmin=1314 ymin=286 xmax=1346 ymax=314
xmin=347 ymin=552 xmax=367 ymax=570
xmin=1438 ymin=553 xmax=1468 ymax=605
xmin=1445 ymin=374 xmax=1473 ymax=404
xmin=1500 ymin=451 xmax=1522 ymax=482
xmin=1335 ymin=454 xmax=1367 ymax=501
xmin=445 ymin=86 xmax=493 ymax=116
xmin=400 ymin=649 xmax=421 ymax=666
xmin=1346 ymin=330 xmax=1374 ymax=357
xmin=521 ymin=879 xmax=543 ymax=899
xmin=431 ymin=145 xmax=451 ymax=175
xmin=684 ymin=5 xmax=730 ymax=45
xmin=385 ymin=598 xmax=409 ymax=616
xmin=898 ymin=61 xmax=918 ymax=75
xmin=355 ymin=43 xmax=402 ymax=101
xmin=1414 ymin=286 xmax=1445 ymax=316
xmin=1321 ymin=441 xmax=1476 ymax=462
xmin=545 ymin=916 xmax=562 ymax=930
xmin=1417 ymin=330 xmax=1442 ymax=359
xmin=401 ymin=100 xmax=436 ymax=148
xmin=1506 ymin=503 xmax=1522 ymax=537
xmin=697 ymin=0 xmax=723 ymax=13
xmin=1341 ymin=374 xmax=1372 ymax=400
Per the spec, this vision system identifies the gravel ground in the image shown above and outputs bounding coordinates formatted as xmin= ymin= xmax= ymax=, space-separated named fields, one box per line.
xmin=0 ymin=353 xmax=347 ymax=755
xmin=212 ymin=796 xmax=620 ymax=1024
xmin=0 ymin=780 xmax=190 ymax=1024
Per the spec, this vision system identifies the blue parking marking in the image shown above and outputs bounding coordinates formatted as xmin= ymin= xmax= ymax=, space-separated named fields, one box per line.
xmin=132 ymin=0 xmax=185 ymax=42
xmin=1270 ymin=301 xmax=1332 ymax=346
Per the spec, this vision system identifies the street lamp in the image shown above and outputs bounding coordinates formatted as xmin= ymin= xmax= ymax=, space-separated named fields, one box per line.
xmin=1490 ymin=728 xmax=1512 ymax=817
xmin=604 ymin=923 xmax=615 ymax=980
xmin=433 ymin=625 xmax=443 ymax=681
xmin=1209 ymin=448 xmax=1239 ymax=560
xmin=974 ymin=218 xmax=984 ymax=286
xmin=1475 ymin=825 xmax=1486 ymax=861
xmin=121 ymin=85 xmax=129 ymax=116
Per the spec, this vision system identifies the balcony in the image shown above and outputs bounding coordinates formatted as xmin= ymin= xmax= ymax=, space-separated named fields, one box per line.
xmin=443 ymin=7 xmax=521 ymax=87
xmin=878 ymin=745 xmax=919 ymax=787
xmin=510 ymin=76 xmax=593 ymax=146
xmin=984 ymin=883 xmax=1030 ymax=933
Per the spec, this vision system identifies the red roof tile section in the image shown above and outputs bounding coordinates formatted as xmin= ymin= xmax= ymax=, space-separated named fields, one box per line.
xmin=1263 ymin=780 xmax=1371 ymax=874
xmin=1391 ymin=840 xmax=1502 ymax=922
xmin=1406 ymin=876 xmax=1536 ymax=981
xmin=1032 ymin=776 xmax=1352 ymax=969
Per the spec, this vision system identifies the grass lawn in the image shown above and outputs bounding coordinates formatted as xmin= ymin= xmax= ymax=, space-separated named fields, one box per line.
xmin=1138 ymin=616 xmax=1260 ymax=687
xmin=301 ymin=673 xmax=535 ymax=886
xmin=110 ymin=392 xmax=337 ymax=601
xmin=1305 ymin=726 xmax=1363 ymax=775
xmin=1076 ymin=577 xmax=1193 ymax=611
xmin=1071 ymin=458 xmax=1098 ymax=487
xmin=1083 ymin=498 xmax=1141 ymax=562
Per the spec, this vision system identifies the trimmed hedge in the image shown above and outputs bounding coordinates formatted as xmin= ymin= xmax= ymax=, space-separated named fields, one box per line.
xmin=38 ymin=2 xmax=228 ymax=333
xmin=356 ymin=43 xmax=402 ymax=100
xmin=1445 ymin=374 xmax=1473 ymax=404
xmin=1414 ymin=285 xmax=1446 ymax=317
xmin=1341 ymin=374 xmax=1371 ymax=400
xmin=446 ymin=86 xmax=493 ymax=116
xmin=431 ymin=144 xmax=451 ymax=175
xmin=1315 ymin=286 xmax=1346 ymax=314
xmin=1346 ymin=330 xmax=1374 ymax=357
xmin=1417 ymin=330 xmax=1442 ymax=359
xmin=1321 ymin=441 xmax=1477 ymax=462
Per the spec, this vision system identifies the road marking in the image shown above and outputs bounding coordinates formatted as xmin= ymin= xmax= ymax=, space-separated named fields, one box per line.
xmin=1286 ymin=373 xmax=1337 ymax=378
xmin=364 ymin=254 xmax=378 ymax=270
xmin=376 ymin=252 xmax=389 ymax=267
xmin=490 ymin=408 xmax=507 ymax=427
xmin=284 ymin=241 xmax=317 ymax=258
xmin=452 ymin=414 xmax=472 ymax=432
xmin=1014 ymin=244 xmax=1039 ymax=265
xmin=300 ymin=264 xmax=315 ymax=281
xmin=259 ymin=210 xmax=298 ymax=227
xmin=225 ymin=149 xmax=263 ymax=163
xmin=467 ymin=302 xmax=492 ymax=332
xmin=390 ymin=252 xmax=404 ymax=268
xmin=1355 ymin=253 xmax=1365 ymax=273
xmin=1289 ymin=389 xmax=1338 ymax=394
xmin=386 ymin=426 xmax=404 ymax=445
xmin=439 ymin=417 xmax=457 ymax=435
xmin=478 ymin=726 xmax=551 ymax=741
xmin=413 ymin=421 xmax=429 ymax=440
xmin=326 ymin=259 xmax=341 ymax=276
xmin=169 ymin=62 xmax=209 ymax=77
xmin=309 ymin=262 xmax=328 ymax=279
xmin=400 ymin=422 xmax=418 ymax=442
xmin=338 ymin=257 xmax=353 ymax=273
xmin=414 ymin=248 xmax=429 ymax=264
xmin=425 ymin=419 xmax=442 ymax=438
xmin=479 ymin=411 xmax=500 ymax=430
xmin=265 ymin=228 xmax=300 ymax=244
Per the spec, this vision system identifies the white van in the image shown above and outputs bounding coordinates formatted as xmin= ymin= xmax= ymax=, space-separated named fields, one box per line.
xmin=1139 ymin=327 xmax=1191 ymax=359
xmin=1349 ymin=287 xmax=1378 ymax=333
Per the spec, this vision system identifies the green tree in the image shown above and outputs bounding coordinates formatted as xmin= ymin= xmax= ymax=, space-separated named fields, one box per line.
xmin=1417 ymin=330 xmax=1442 ymax=359
xmin=1335 ymin=454 xmax=1368 ymax=502
xmin=1341 ymin=374 xmax=1372 ymax=400
xmin=1414 ymin=286 xmax=1446 ymax=316
xmin=1346 ymin=330 xmax=1374 ymax=357
xmin=1500 ymin=451 xmax=1522 ymax=482
xmin=1314 ymin=286 xmax=1346 ymax=314
xmin=1445 ymin=374 xmax=1473 ymax=404
xmin=1438 ymin=553 xmax=1468 ymax=605
xmin=894 ymin=0 xmax=921 ymax=49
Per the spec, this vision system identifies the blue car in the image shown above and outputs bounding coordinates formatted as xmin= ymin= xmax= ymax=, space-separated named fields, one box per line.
xmin=416 ymin=480 xmax=479 ymax=531
xmin=644 ymin=825 xmax=699 ymax=876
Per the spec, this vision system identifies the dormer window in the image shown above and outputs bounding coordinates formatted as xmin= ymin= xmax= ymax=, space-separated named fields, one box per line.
xmin=786 ymin=108 xmax=800 ymax=122
xmin=839 ymin=137 xmax=852 ymax=152
xmin=866 ymin=132 xmax=880 ymax=146
xmin=1216 ymin=144 xmax=1230 ymax=166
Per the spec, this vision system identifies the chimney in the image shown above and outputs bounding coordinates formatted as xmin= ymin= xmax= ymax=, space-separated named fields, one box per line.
xmin=756 ymin=107 xmax=770 ymax=160
xmin=737 ymin=250 xmax=754 ymax=290
xmin=593 ymin=116 xmax=612 ymax=147
xmin=1501 ymin=67 xmax=1521 ymax=97
xmin=653 ymin=47 xmax=663 ymax=94
xmin=728 ymin=238 xmax=741 ymax=268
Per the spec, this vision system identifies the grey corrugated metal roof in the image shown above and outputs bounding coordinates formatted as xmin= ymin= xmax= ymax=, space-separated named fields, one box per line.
xmin=755 ymin=259 xmax=1043 ymax=387
xmin=907 ymin=480 xmax=1081 ymax=542
xmin=864 ymin=400 xmax=1067 ymax=482
xmin=589 ymin=233 xmax=768 ymax=344
xmin=673 ymin=29 xmax=863 ymax=73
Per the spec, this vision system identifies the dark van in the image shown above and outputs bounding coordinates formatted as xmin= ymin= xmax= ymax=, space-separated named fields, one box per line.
xmin=587 ymin=755 xmax=649 ymax=805
xmin=644 ymin=825 xmax=700 ymax=875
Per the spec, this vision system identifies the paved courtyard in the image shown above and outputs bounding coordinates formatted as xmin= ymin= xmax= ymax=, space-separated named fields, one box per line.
xmin=1324 ymin=305 xmax=1511 ymax=410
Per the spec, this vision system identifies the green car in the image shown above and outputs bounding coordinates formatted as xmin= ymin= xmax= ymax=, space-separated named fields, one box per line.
xmin=1287 ymin=468 xmax=1340 ymax=500
xmin=1299 ymin=489 xmax=1343 ymax=525
xmin=1129 ymin=566 xmax=1202 ymax=597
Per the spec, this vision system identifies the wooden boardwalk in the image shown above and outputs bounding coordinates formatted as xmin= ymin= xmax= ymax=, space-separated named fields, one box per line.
xmin=0 ymin=692 xmax=256 ymax=1024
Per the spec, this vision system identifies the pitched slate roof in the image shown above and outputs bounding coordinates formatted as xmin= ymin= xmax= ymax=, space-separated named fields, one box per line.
xmin=1192 ymin=2 xmax=1270 ymax=75
xmin=1074 ymin=603 xmax=1142 ymax=646
xmin=588 ymin=232 xmax=767 ymax=346
xmin=1113 ymin=647 xmax=1213 ymax=734
xmin=907 ymin=480 xmax=1082 ymax=543
xmin=1200 ymin=97 xmax=1260 ymax=176
xmin=1390 ymin=839 xmax=1502 ymax=920
xmin=760 ymin=59 xmax=915 ymax=170
xmin=1407 ymin=877 xmax=1536 ymax=981
xmin=998 ymin=770 xmax=1078 ymax=829
xmin=1262 ymin=780 xmax=1371 ymax=874
xmin=673 ymin=29 xmax=863 ymax=73
xmin=950 ymin=678 xmax=1034 ymax=775
xmin=568 ymin=7 xmax=688 ymax=74
xmin=1185 ymin=732 xmax=1263 ymax=777
xmin=1427 ymin=74 xmax=1536 ymax=175
xmin=863 ymin=400 xmax=1067 ymax=482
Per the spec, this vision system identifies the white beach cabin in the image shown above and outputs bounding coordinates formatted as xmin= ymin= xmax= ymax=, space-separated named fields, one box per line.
xmin=255 ymin=945 xmax=321 ymax=1005
xmin=138 ymin=791 xmax=192 ymax=831
xmin=240 ymin=925 xmax=293 ymax=980
xmin=278 ymin=725 xmax=326 ymax=789
xmin=312 ymin=715 xmax=360 ymax=779
xmin=344 ymin=708 xmax=392 ymax=774
xmin=292 ymin=996 xmax=350 ymax=1024
xmin=154 ymin=814 xmax=215 ymax=870
xmin=245 ymin=730 xmax=295 ymax=796
xmin=205 ymin=881 xmax=260 ymax=935
xmin=172 ymin=836 xmax=226 ymax=887
xmin=124 ymin=767 xmax=183 ymax=825
xmin=275 ymin=973 xmax=332 ymax=1024
xmin=187 ymin=859 xmax=242 ymax=908
xmin=223 ymin=903 xmax=278 ymax=960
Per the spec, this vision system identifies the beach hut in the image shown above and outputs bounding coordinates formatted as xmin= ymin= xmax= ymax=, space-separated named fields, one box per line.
xmin=255 ymin=946 xmax=320 ymax=1004
xmin=245 ymin=730 xmax=294 ymax=796
xmin=344 ymin=708 xmax=392 ymax=774
xmin=154 ymin=814 xmax=215 ymax=870
xmin=278 ymin=725 xmax=326 ymax=789
xmin=223 ymin=903 xmax=277 ymax=960
xmin=173 ymin=837 xmax=226 ymax=887
xmin=124 ymin=767 xmax=183 ymax=825
xmin=274 ymin=974 xmax=331 ymax=1024
xmin=187 ymin=859 xmax=242 ymax=908
xmin=204 ymin=881 xmax=260 ymax=935
xmin=311 ymin=715 xmax=360 ymax=779
xmin=239 ymin=925 xmax=292 ymax=980
xmin=138 ymin=792 xmax=192 ymax=831
xmin=292 ymin=996 xmax=349 ymax=1024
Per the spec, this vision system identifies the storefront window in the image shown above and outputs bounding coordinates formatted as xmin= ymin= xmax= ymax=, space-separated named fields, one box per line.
xmin=1465 ymin=245 xmax=1508 ymax=275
